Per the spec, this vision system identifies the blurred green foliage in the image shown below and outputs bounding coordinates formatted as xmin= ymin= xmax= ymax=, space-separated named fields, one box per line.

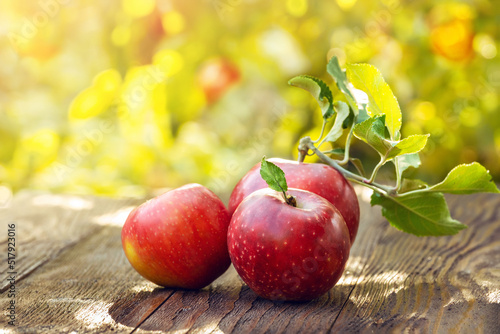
xmin=0 ymin=0 xmax=498 ymax=199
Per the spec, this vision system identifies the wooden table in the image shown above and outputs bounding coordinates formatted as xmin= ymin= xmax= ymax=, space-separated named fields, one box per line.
xmin=1 ymin=189 xmax=499 ymax=333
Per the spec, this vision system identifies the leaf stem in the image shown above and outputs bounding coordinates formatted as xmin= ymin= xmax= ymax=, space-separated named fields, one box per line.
xmin=338 ymin=120 xmax=355 ymax=165
xmin=394 ymin=158 xmax=402 ymax=192
xmin=313 ymin=120 xmax=327 ymax=144
xmin=348 ymin=178 xmax=388 ymax=195
xmin=395 ymin=187 xmax=430 ymax=198
xmin=316 ymin=135 xmax=328 ymax=150
xmin=368 ymin=156 xmax=386 ymax=184
xmin=350 ymin=159 xmax=366 ymax=177
xmin=272 ymin=178 xmax=291 ymax=204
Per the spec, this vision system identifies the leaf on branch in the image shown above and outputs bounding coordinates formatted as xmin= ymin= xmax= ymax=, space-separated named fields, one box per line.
xmin=260 ymin=157 xmax=288 ymax=193
xmin=324 ymin=101 xmax=350 ymax=143
xmin=346 ymin=63 xmax=402 ymax=140
xmin=386 ymin=134 xmax=429 ymax=160
xmin=428 ymin=162 xmax=500 ymax=194
xmin=326 ymin=56 xmax=358 ymax=115
xmin=353 ymin=116 xmax=392 ymax=155
xmin=354 ymin=117 xmax=428 ymax=162
xmin=371 ymin=192 xmax=467 ymax=236
xmin=288 ymin=75 xmax=334 ymax=119
xmin=400 ymin=178 xmax=428 ymax=193
xmin=396 ymin=153 xmax=421 ymax=179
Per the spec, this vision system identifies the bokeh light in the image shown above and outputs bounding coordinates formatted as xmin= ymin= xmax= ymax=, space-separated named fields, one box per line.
xmin=0 ymin=0 xmax=498 ymax=199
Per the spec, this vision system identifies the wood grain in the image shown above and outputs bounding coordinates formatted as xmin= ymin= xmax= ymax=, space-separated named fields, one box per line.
xmin=0 ymin=222 xmax=174 ymax=332
xmin=0 ymin=190 xmax=499 ymax=333
xmin=0 ymin=192 xmax=161 ymax=333
xmin=332 ymin=193 xmax=500 ymax=333
xmin=0 ymin=190 xmax=140 ymax=292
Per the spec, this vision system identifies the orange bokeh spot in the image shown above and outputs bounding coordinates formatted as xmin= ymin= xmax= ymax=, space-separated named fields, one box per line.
xmin=197 ymin=58 xmax=240 ymax=104
xmin=430 ymin=19 xmax=474 ymax=62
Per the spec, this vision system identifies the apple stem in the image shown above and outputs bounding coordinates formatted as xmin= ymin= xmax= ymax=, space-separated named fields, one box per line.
xmin=298 ymin=147 xmax=308 ymax=163
xmin=277 ymin=186 xmax=296 ymax=207
xmin=285 ymin=194 xmax=297 ymax=207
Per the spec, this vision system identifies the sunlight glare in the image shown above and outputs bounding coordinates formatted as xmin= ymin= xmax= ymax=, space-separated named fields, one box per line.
xmin=32 ymin=194 xmax=94 ymax=210
xmin=92 ymin=206 xmax=136 ymax=227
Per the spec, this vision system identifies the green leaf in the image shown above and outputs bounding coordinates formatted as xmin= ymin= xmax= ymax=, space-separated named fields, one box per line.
xmin=371 ymin=192 xmax=467 ymax=236
xmin=428 ymin=162 xmax=500 ymax=194
xmin=355 ymin=117 xmax=428 ymax=162
xmin=356 ymin=107 xmax=370 ymax=123
xmin=400 ymin=178 xmax=428 ymax=193
xmin=324 ymin=101 xmax=350 ymax=143
xmin=288 ymin=75 xmax=334 ymax=119
xmin=353 ymin=116 xmax=392 ymax=155
xmin=260 ymin=157 xmax=288 ymax=193
xmin=386 ymin=134 xmax=429 ymax=160
xmin=326 ymin=56 xmax=358 ymax=115
xmin=352 ymin=115 xmax=382 ymax=140
xmin=396 ymin=153 xmax=421 ymax=179
xmin=346 ymin=63 xmax=402 ymax=139
xmin=371 ymin=115 xmax=390 ymax=140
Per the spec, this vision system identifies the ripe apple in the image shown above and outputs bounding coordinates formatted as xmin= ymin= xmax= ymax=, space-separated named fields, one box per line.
xmin=228 ymin=188 xmax=351 ymax=301
xmin=121 ymin=184 xmax=231 ymax=289
xmin=229 ymin=158 xmax=360 ymax=243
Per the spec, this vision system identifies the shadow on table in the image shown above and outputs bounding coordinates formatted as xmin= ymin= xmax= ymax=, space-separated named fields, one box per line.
xmin=107 ymin=275 xmax=355 ymax=333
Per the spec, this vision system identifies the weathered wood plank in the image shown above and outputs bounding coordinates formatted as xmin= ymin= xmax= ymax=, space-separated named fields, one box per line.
xmin=0 ymin=223 xmax=174 ymax=333
xmin=332 ymin=193 xmax=500 ymax=333
xmin=0 ymin=191 xmax=141 ymax=292
xmin=1 ymin=190 xmax=498 ymax=333
xmin=0 ymin=192 xmax=165 ymax=333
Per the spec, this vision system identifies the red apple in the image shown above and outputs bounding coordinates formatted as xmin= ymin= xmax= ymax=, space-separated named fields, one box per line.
xmin=122 ymin=184 xmax=231 ymax=289
xmin=229 ymin=158 xmax=360 ymax=243
xmin=228 ymin=188 xmax=351 ymax=301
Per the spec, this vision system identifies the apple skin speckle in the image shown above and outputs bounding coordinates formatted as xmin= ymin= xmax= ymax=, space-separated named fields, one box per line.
xmin=228 ymin=158 xmax=360 ymax=244
xmin=228 ymin=188 xmax=351 ymax=301
xmin=122 ymin=183 xmax=231 ymax=290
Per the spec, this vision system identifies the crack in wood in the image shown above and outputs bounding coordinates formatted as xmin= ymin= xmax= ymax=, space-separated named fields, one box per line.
xmin=130 ymin=291 xmax=175 ymax=334
xmin=329 ymin=258 xmax=369 ymax=333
